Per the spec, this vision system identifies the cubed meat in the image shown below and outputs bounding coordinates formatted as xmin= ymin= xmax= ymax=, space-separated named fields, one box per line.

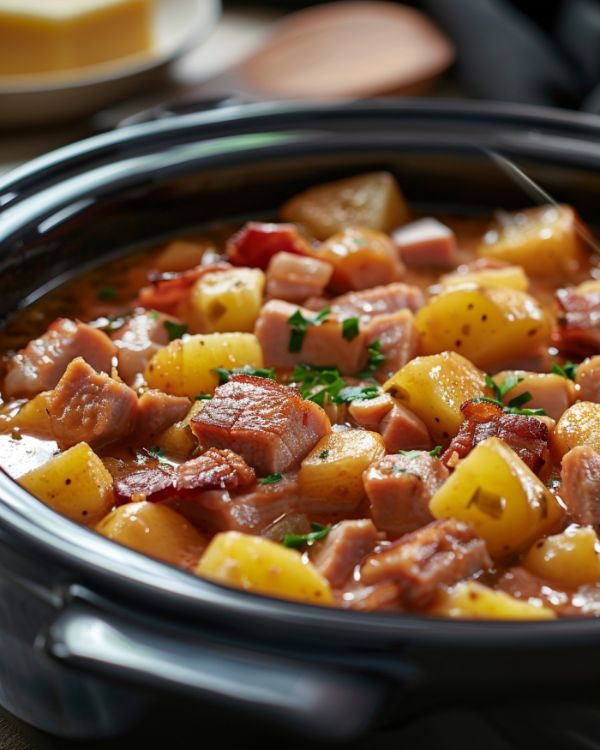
xmin=441 ymin=399 xmax=550 ymax=474
xmin=135 ymin=390 xmax=191 ymax=438
xmin=47 ymin=357 xmax=139 ymax=449
xmin=190 ymin=374 xmax=331 ymax=474
xmin=114 ymin=467 xmax=175 ymax=504
xmin=266 ymin=252 xmax=333 ymax=303
xmin=338 ymin=582 xmax=401 ymax=612
xmin=378 ymin=402 xmax=432 ymax=452
xmin=392 ymin=217 xmax=459 ymax=268
xmin=326 ymin=282 xmax=425 ymax=321
xmin=113 ymin=311 xmax=173 ymax=385
xmin=310 ymin=519 xmax=379 ymax=587
xmin=360 ymin=518 xmax=492 ymax=608
xmin=494 ymin=369 xmax=576 ymax=421
xmin=255 ymin=299 xmax=367 ymax=374
xmin=349 ymin=394 xmax=394 ymax=430
xmin=226 ymin=222 xmax=312 ymax=270
xmin=560 ymin=446 xmax=600 ymax=529
xmin=497 ymin=567 xmax=577 ymax=617
xmin=364 ymin=452 xmax=447 ymax=536
xmin=135 ymin=262 xmax=231 ymax=314
xmin=3 ymin=318 xmax=116 ymax=398
xmin=556 ymin=286 xmax=600 ymax=355
xmin=175 ymin=448 xmax=255 ymax=494
xmin=576 ymin=356 xmax=600 ymax=403
xmin=364 ymin=310 xmax=420 ymax=380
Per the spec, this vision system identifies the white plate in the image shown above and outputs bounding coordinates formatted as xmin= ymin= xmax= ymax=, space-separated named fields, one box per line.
xmin=0 ymin=0 xmax=221 ymax=127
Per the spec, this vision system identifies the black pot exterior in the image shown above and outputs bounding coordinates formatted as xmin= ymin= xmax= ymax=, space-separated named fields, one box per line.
xmin=2 ymin=100 xmax=600 ymax=741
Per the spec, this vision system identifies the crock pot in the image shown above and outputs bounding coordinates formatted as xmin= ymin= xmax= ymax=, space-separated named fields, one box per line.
xmin=1 ymin=100 xmax=600 ymax=744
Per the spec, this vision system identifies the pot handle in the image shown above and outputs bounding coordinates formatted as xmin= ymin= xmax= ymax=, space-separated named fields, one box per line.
xmin=43 ymin=604 xmax=390 ymax=741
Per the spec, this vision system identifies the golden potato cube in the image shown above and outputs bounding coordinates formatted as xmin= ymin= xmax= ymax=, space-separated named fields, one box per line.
xmin=384 ymin=351 xmax=488 ymax=444
xmin=184 ymin=268 xmax=265 ymax=334
xmin=196 ymin=531 xmax=333 ymax=605
xmin=477 ymin=205 xmax=585 ymax=276
xmin=12 ymin=392 xmax=52 ymax=437
xmin=155 ymin=401 xmax=204 ymax=460
xmin=523 ymin=525 xmax=600 ymax=588
xmin=153 ymin=240 xmax=208 ymax=272
xmin=429 ymin=437 xmax=564 ymax=559
xmin=19 ymin=442 xmax=114 ymax=525
xmin=96 ymin=502 xmax=205 ymax=569
xmin=281 ymin=171 xmax=410 ymax=240
xmin=415 ymin=285 xmax=550 ymax=370
xmin=145 ymin=333 xmax=264 ymax=399
xmin=555 ymin=401 xmax=600 ymax=455
xmin=431 ymin=581 xmax=555 ymax=620
xmin=440 ymin=265 xmax=529 ymax=292
xmin=298 ymin=429 xmax=385 ymax=512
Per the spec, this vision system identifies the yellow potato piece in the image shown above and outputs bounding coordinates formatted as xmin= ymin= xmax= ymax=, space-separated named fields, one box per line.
xmin=416 ymin=285 xmax=550 ymax=370
xmin=429 ymin=437 xmax=564 ymax=559
xmin=96 ymin=501 xmax=205 ymax=569
xmin=145 ymin=332 xmax=264 ymax=399
xmin=19 ymin=442 xmax=114 ymax=525
xmin=523 ymin=525 xmax=600 ymax=588
xmin=555 ymin=401 xmax=600 ymax=455
xmin=155 ymin=401 xmax=204 ymax=460
xmin=281 ymin=171 xmax=410 ymax=240
xmin=440 ymin=265 xmax=529 ymax=292
xmin=477 ymin=205 xmax=585 ymax=276
xmin=196 ymin=531 xmax=333 ymax=605
xmin=431 ymin=581 xmax=555 ymax=620
xmin=384 ymin=351 xmax=488 ymax=444
xmin=12 ymin=392 xmax=52 ymax=437
xmin=184 ymin=268 xmax=265 ymax=334
xmin=299 ymin=429 xmax=385 ymax=512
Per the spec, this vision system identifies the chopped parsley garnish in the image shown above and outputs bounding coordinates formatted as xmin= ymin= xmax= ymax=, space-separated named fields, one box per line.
xmin=358 ymin=339 xmax=385 ymax=379
xmin=163 ymin=320 xmax=188 ymax=341
xmin=94 ymin=313 xmax=131 ymax=334
xmin=195 ymin=393 xmax=213 ymax=400
xmin=97 ymin=286 xmax=118 ymax=301
xmin=399 ymin=446 xmax=443 ymax=459
xmin=291 ymin=364 xmax=380 ymax=406
xmin=429 ymin=445 xmax=443 ymax=457
xmin=551 ymin=361 xmax=578 ymax=381
xmin=481 ymin=374 xmax=546 ymax=416
xmin=283 ymin=523 xmax=331 ymax=550
xmin=318 ymin=449 xmax=330 ymax=460
xmin=259 ymin=473 xmax=283 ymax=485
xmin=213 ymin=365 xmax=277 ymax=385
xmin=147 ymin=445 xmax=165 ymax=459
xmin=342 ymin=317 xmax=360 ymax=341
xmin=336 ymin=385 xmax=380 ymax=403
xmin=287 ymin=308 xmax=330 ymax=353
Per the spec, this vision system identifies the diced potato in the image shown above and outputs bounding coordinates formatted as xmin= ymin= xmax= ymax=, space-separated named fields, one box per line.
xmin=145 ymin=332 xmax=263 ymax=399
xmin=415 ymin=285 xmax=550 ymax=370
xmin=96 ymin=501 xmax=205 ymax=569
xmin=19 ymin=442 xmax=114 ymax=525
xmin=430 ymin=581 xmax=555 ymax=620
xmin=12 ymin=392 xmax=52 ymax=437
xmin=429 ymin=437 xmax=564 ymax=558
xmin=477 ymin=205 xmax=585 ymax=276
xmin=196 ymin=531 xmax=333 ymax=605
xmin=555 ymin=401 xmax=600 ymax=455
xmin=299 ymin=430 xmax=385 ymax=512
xmin=154 ymin=400 xmax=204 ymax=460
xmin=153 ymin=239 xmax=208 ymax=272
xmin=383 ymin=352 xmax=488 ymax=444
xmin=281 ymin=171 xmax=410 ymax=240
xmin=523 ymin=525 xmax=600 ymax=588
xmin=493 ymin=370 xmax=576 ymax=421
xmin=183 ymin=268 xmax=265 ymax=334
xmin=440 ymin=265 xmax=529 ymax=292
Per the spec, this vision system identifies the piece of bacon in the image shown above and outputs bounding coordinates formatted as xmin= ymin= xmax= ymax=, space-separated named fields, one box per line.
xmin=135 ymin=262 xmax=231 ymax=313
xmin=556 ymin=286 xmax=600 ymax=355
xmin=226 ymin=222 xmax=313 ymax=270
xmin=310 ymin=520 xmax=379 ymax=588
xmin=114 ymin=467 xmax=175 ymax=504
xmin=441 ymin=399 xmax=550 ymax=474
xmin=560 ymin=446 xmax=600 ymax=529
xmin=175 ymin=448 xmax=255 ymax=494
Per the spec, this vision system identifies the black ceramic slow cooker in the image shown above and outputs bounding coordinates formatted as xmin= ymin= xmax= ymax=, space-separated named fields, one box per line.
xmin=2 ymin=101 xmax=600 ymax=745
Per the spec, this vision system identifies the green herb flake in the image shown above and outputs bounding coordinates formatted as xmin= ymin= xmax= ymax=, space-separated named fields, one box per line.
xmin=213 ymin=365 xmax=277 ymax=385
xmin=479 ymin=373 xmax=546 ymax=416
xmin=195 ymin=393 xmax=213 ymax=400
xmin=287 ymin=307 xmax=331 ymax=353
xmin=335 ymin=385 xmax=380 ymax=403
xmin=163 ymin=320 xmax=188 ymax=341
xmin=551 ymin=361 xmax=578 ymax=381
xmin=318 ymin=449 xmax=330 ymax=460
xmin=399 ymin=450 xmax=423 ymax=460
xmin=283 ymin=522 xmax=331 ymax=550
xmin=342 ymin=317 xmax=360 ymax=341
xmin=429 ymin=445 xmax=443 ymax=458
xmin=259 ymin=473 xmax=283 ymax=485
xmin=97 ymin=286 xmax=118 ymax=301
xmin=358 ymin=339 xmax=386 ymax=379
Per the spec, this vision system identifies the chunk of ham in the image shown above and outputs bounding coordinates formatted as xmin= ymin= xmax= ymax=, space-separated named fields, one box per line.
xmin=47 ymin=357 xmax=138 ymax=450
xmin=255 ymin=299 xmax=367 ymax=374
xmin=392 ymin=217 xmax=459 ymax=268
xmin=190 ymin=374 xmax=331 ymax=474
xmin=227 ymin=222 xmax=313 ymax=270
xmin=135 ymin=390 xmax=191 ymax=438
xmin=441 ymin=399 xmax=550 ymax=474
xmin=348 ymin=394 xmax=394 ymax=430
xmin=349 ymin=394 xmax=431 ymax=451
xmin=112 ymin=311 xmax=173 ymax=385
xmin=338 ymin=582 xmax=401 ymax=612
xmin=4 ymin=318 xmax=116 ymax=398
xmin=310 ymin=520 xmax=379 ymax=588
xmin=266 ymin=252 xmax=333 ymax=303
xmin=364 ymin=310 xmax=420 ymax=380
xmin=364 ymin=452 xmax=448 ymax=537
xmin=360 ymin=518 xmax=492 ymax=608
xmin=175 ymin=448 xmax=255 ymax=494
xmin=494 ymin=369 xmax=576 ymax=421
xmin=560 ymin=446 xmax=600 ymax=529
xmin=576 ymin=356 xmax=600 ymax=403
xmin=322 ymin=282 xmax=425 ymax=321
xmin=556 ymin=286 xmax=600 ymax=355
xmin=135 ymin=262 xmax=231 ymax=314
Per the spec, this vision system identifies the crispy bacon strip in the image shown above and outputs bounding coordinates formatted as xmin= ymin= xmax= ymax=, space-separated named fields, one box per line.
xmin=175 ymin=448 xmax=255 ymax=494
xmin=135 ymin=262 xmax=231 ymax=313
xmin=114 ymin=467 xmax=175 ymax=504
xmin=226 ymin=222 xmax=312 ymax=270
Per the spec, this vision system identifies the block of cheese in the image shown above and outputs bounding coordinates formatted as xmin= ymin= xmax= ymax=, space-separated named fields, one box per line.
xmin=0 ymin=0 xmax=153 ymax=76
